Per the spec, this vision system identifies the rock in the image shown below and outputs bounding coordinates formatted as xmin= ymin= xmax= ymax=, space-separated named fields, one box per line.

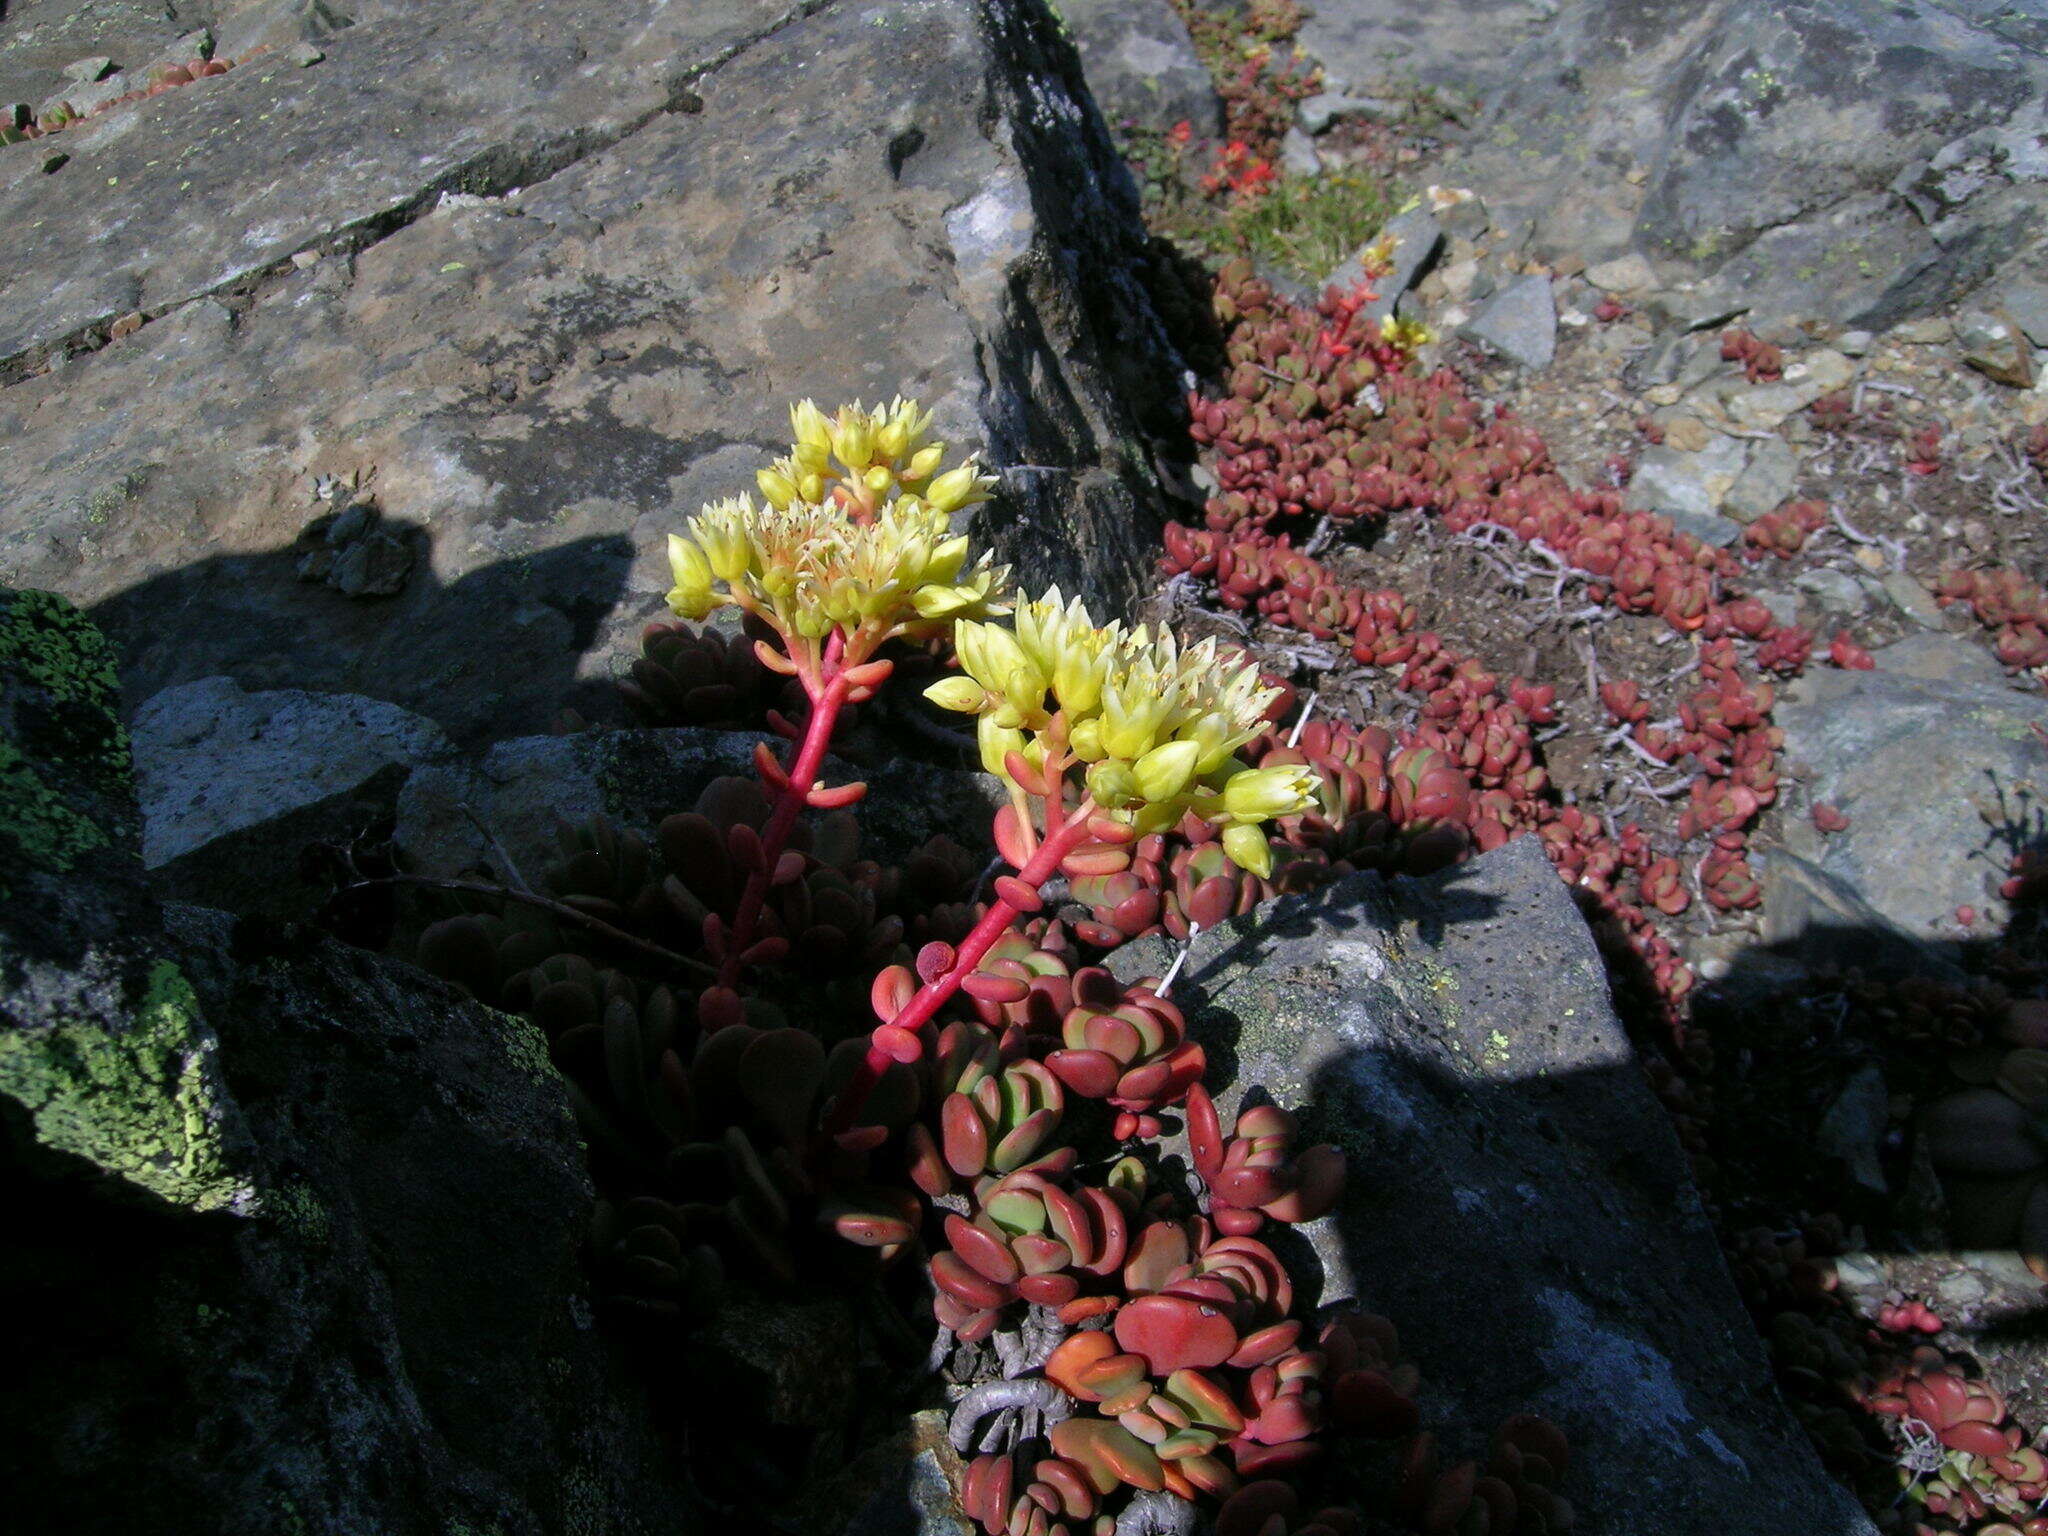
xmin=1893 ymin=317 xmax=1954 ymax=346
xmin=1793 ymin=566 xmax=1868 ymax=616
xmin=1880 ymin=570 xmax=1945 ymax=629
xmin=1659 ymin=413 xmax=1712 ymax=453
xmin=129 ymin=674 xmax=449 ymax=864
xmin=60 ymin=56 xmax=116 ymax=83
xmin=1109 ymin=838 xmax=1879 ymax=1536
xmin=1836 ymin=329 xmax=1874 ymax=357
xmin=1815 ymin=1065 xmax=1890 ymax=1193
xmin=1753 ymin=588 xmax=1802 ymax=630
xmin=1417 ymin=0 xmax=2048 ymax=326
xmin=1987 ymin=276 xmax=2048 ymax=347
xmin=1624 ymin=434 xmax=1750 ymax=519
xmin=214 ymin=0 xmax=358 ymax=62
xmin=1053 ymin=0 xmax=1220 ymax=137
xmin=127 ymin=675 xmax=452 ymax=918
xmin=1723 ymin=436 xmax=1801 ymax=523
xmin=1300 ymin=0 xmax=1546 ymax=99
xmin=0 ymin=0 xmax=1184 ymax=746
xmin=0 ymin=587 xmax=690 ymax=1535
xmin=1297 ymin=91 xmax=1405 ymax=135
xmin=1329 ymin=206 xmax=1442 ymax=324
xmin=1775 ymin=633 xmax=2048 ymax=935
xmin=1460 ymin=273 xmax=1556 ymax=370
xmin=1957 ymin=309 xmax=2037 ymax=387
xmin=1584 ymin=252 xmax=1658 ymax=294
xmin=1758 ymin=851 xmax=1966 ymax=985
xmin=1643 ymin=285 xmax=1748 ymax=334
xmin=1422 ymin=183 xmax=1490 ymax=240
xmin=394 ymin=727 xmax=1003 ymax=883
xmin=1663 ymin=508 xmax=1742 ymax=548
xmin=1280 ymin=124 xmax=1322 ymax=179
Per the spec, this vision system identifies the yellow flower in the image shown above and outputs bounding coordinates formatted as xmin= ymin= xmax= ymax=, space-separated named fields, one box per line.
xmin=1219 ymin=764 xmax=1320 ymax=822
xmin=1222 ymin=823 xmax=1274 ymax=878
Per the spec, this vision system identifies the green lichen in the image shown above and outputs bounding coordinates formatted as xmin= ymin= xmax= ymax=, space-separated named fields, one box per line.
xmin=0 ymin=960 xmax=244 ymax=1210
xmin=268 ymin=1180 xmax=333 ymax=1245
xmin=0 ymin=588 xmax=134 ymax=891
xmin=495 ymin=1008 xmax=560 ymax=1089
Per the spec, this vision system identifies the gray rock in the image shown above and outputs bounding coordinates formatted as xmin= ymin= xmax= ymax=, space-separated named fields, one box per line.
xmin=1957 ymin=309 xmax=2037 ymax=387
xmin=1753 ymin=588 xmax=1803 ymax=630
xmin=1881 ymin=570 xmax=1946 ymax=629
xmin=1663 ymin=508 xmax=1742 ymax=548
xmin=1624 ymin=435 xmax=1750 ymax=520
xmin=1328 ymin=205 xmax=1442 ymax=324
xmin=1775 ymin=634 xmax=2048 ymax=935
xmin=130 ymin=675 xmax=451 ymax=869
xmin=1110 ymin=838 xmax=1879 ymax=1536
xmin=1415 ymin=0 xmax=2048 ymax=326
xmin=0 ymin=0 xmax=1184 ymax=746
xmin=1280 ymin=124 xmax=1322 ymax=178
xmin=1723 ymin=436 xmax=1800 ymax=523
xmin=1759 ymin=849 xmax=1967 ymax=987
xmin=1296 ymin=91 xmax=1404 ymax=135
xmin=1793 ymin=566 xmax=1868 ymax=616
xmin=1300 ymin=0 xmax=1544 ymax=99
xmin=1815 ymin=1065 xmax=1890 ymax=1193
xmin=1460 ymin=272 xmax=1556 ymax=370
xmin=1836 ymin=329 xmax=1874 ymax=357
xmin=1053 ymin=0 xmax=1221 ymax=137
xmin=0 ymin=586 xmax=690 ymax=1535
xmin=1584 ymin=252 xmax=1658 ymax=294
xmin=1986 ymin=275 xmax=2048 ymax=347
xmin=60 ymin=56 xmax=117 ymax=83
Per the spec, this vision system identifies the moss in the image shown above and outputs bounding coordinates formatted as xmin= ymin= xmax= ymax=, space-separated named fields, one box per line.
xmin=0 ymin=588 xmax=135 ymax=891
xmin=0 ymin=960 xmax=245 ymax=1210
xmin=494 ymin=1008 xmax=560 ymax=1089
xmin=268 ymin=1180 xmax=333 ymax=1245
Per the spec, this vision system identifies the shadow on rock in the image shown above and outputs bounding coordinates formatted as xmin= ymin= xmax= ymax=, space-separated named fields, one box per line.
xmin=87 ymin=519 xmax=638 ymax=746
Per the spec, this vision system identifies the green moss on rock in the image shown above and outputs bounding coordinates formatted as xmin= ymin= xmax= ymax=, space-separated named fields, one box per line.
xmin=0 ymin=959 xmax=245 ymax=1210
xmin=0 ymin=587 xmax=136 ymax=891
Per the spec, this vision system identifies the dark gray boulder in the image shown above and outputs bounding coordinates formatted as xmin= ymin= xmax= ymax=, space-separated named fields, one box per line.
xmin=0 ymin=586 xmax=692 ymax=1535
xmin=1112 ymin=836 xmax=1878 ymax=1536
xmin=0 ymin=0 xmax=1184 ymax=744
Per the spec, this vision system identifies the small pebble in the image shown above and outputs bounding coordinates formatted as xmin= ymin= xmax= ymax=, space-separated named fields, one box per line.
xmin=39 ymin=151 xmax=67 ymax=174
xmin=526 ymin=363 xmax=553 ymax=384
xmin=491 ymin=378 xmax=517 ymax=402
xmin=290 ymin=44 xmax=325 ymax=67
xmin=597 ymin=345 xmax=629 ymax=363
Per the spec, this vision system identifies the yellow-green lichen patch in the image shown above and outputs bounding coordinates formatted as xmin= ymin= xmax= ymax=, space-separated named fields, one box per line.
xmin=0 ymin=960 xmax=245 ymax=1210
xmin=0 ymin=588 xmax=135 ymax=891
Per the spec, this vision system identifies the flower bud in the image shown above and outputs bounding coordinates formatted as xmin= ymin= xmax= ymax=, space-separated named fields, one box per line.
xmin=979 ymin=717 xmax=1026 ymax=780
xmin=1222 ymin=823 xmax=1274 ymax=879
xmin=1069 ymin=716 xmax=1106 ymax=761
xmin=926 ymin=461 xmax=990 ymax=514
xmin=864 ymin=464 xmax=894 ymax=493
xmin=1133 ymin=739 xmax=1200 ymax=804
xmin=905 ymin=444 xmax=946 ymax=482
xmin=756 ymin=466 xmax=799 ymax=507
xmin=1220 ymin=765 xmax=1318 ymax=822
xmin=1085 ymin=759 xmax=1140 ymax=808
xmin=834 ymin=413 xmax=875 ymax=471
xmin=925 ymin=675 xmax=987 ymax=713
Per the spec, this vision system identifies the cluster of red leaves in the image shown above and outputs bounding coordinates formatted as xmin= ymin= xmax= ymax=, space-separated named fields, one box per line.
xmin=1719 ymin=328 xmax=1784 ymax=384
xmin=1934 ymin=568 xmax=2048 ymax=673
xmin=2 ymin=52 xmax=242 ymax=143
xmin=1158 ymin=259 xmax=1914 ymax=1032
xmin=1201 ymin=139 xmax=1278 ymax=200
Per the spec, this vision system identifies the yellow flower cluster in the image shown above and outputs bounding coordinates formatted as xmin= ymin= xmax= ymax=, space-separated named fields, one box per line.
xmin=755 ymin=398 xmax=996 ymax=520
xmin=666 ymin=495 xmax=1008 ymax=641
xmin=926 ymin=590 xmax=1318 ymax=875
xmin=664 ymin=398 xmax=1008 ymax=655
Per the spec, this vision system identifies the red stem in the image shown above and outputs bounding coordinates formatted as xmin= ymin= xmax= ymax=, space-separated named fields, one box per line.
xmin=826 ymin=800 xmax=1098 ymax=1132
xmin=718 ymin=671 xmax=853 ymax=988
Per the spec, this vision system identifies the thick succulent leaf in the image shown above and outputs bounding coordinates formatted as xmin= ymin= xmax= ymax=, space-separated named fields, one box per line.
xmin=1114 ymin=1293 xmax=1239 ymax=1375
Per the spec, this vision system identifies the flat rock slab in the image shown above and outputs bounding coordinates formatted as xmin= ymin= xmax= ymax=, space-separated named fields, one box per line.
xmin=1113 ymin=837 xmax=1875 ymax=1536
xmin=0 ymin=0 xmax=1180 ymax=744
xmin=1776 ymin=632 xmax=2048 ymax=936
xmin=1057 ymin=0 xmax=1220 ymax=136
